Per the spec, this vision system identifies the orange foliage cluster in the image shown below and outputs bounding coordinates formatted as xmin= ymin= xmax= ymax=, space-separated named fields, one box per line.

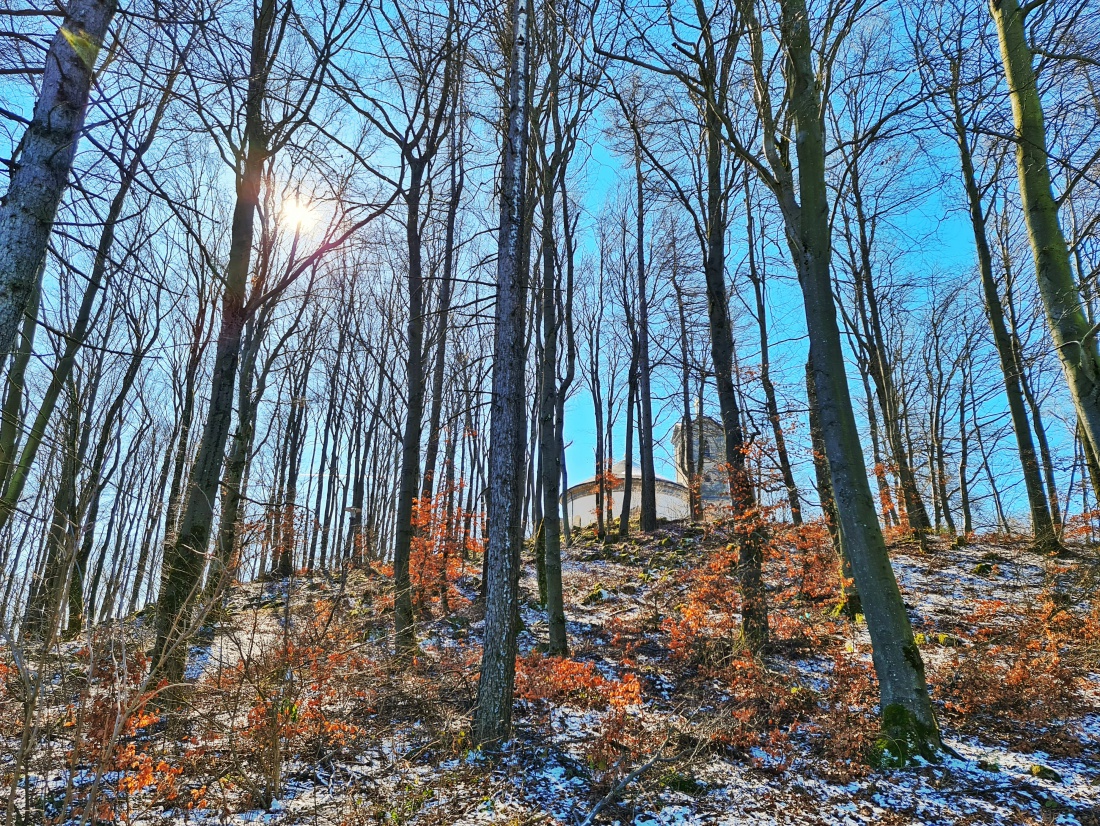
xmin=0 ymin=655 xmax=18 ymax=739
xmin=213 ymin=601 xmax=372 ymax=765
xmin=64 ymin=690 xmax=185 ymax=822
xmin=514 ymin=654 xmax=650 ymax=786
xmin=662 ymin=520 xmax=846 ymax=664
xmin=514 ymin=654 xmax=642 ymax=711
xmin=409 ymin=486 xmax=480 ymax=613
xmin=772 ymin=521 xmax=844 ymax=606
xmin=662 ymin=544 xmax=743 ymax=667
xmin=806 ymin=654 xmax=880 ymax=777
xmin=1061 ymin=508 xmax=1100 ymax=541
xmin=656 ymin=519 xmax=884 ymax=775
xmin=704 ymin=652 xmax=813 ymax=768
xmin=114 ymin=743 xmax=183 ymax=800
xmin=873 ymin=464 xmax=899 ymax=523
xmin=52 ymin=595 xmax=392 ymax=823
xmin=933 ymin=595 xmax=1088 ymax=752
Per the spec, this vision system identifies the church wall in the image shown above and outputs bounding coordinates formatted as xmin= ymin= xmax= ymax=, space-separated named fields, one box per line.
xmin=565 ymin=480 xmax=691 ymax=528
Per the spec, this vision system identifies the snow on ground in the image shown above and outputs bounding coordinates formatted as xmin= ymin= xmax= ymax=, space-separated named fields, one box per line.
xmin=7 ymin=530 xmax=1099 ymax=825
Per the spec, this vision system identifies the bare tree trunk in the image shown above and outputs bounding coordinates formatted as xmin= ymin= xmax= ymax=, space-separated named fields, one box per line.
xmin=211 ymin=297 xmax=295 ymax=593
xmin=672 ymin=274 xmax=700 ymax=521
xmin=68 ymin=323 xmax=151 ymax=635
xmin=421 ymin=122 xmax=464 ymax=504
xmin=473 ymin=0 xmax=531 ymax=746
xmin=1080 ymin=418 xmax=1100 ymax=507
xmin=744 ymin=173 xmax=800 ymax=525
xmin=349 ymin=325 xmax=391 ymax=565
xmin=774 ymin=0 xmax=940 ymax=756
xmin=0 ymin=70 xmax=177 ymax=535
xmin=277 ymin=359 xmax=312 ymax=576
xmin=701 ymin=118 xmax=767 ymax=652
xmin=130 ymin=425 xmax=176 ymax=613
xmin=309 ymin=336 xmax=344 ymax=572
xmin=393 ymin=164 xmax=429 ymax=652
xmin=152 ymin=0 xmax=276 ymax=683
xmin=537 ymin=181 xmax=566 ymax=654
xmin=591 ymin=367 xmax=605 ymax=539
xmin=1003 ymin=255 xmax=1063 ymax=536
xmin=634 ymin=146 xmax=657 ymax=532
xmin=848 ymin=161 xmax=931 ymax=536
xmin=958 ymin=367 xmax=973 ymax=537
xmin=990 ymin=0 xmax=1100 ymax=467
xmin=932 ymin=395 xmax=957 ymax=537
xmin=806 ymin=361 xmax=858 ymax=616
xmin=556 ymin=170 xmax=578 ymax=550
xmin=23 ymin=384 xmax=84 ymax=642
xmin=950 ymin=94 xmax=1058 ymax=551
xmin=862 ymin=370 xmax=898 ymax=527
xmin=0 ymin=0 xmax=118 ymax=360
xmin=974 ymin=397 xmax=1011 ymax=534
xmin=0 ymin=276 xmax=41 ymax=493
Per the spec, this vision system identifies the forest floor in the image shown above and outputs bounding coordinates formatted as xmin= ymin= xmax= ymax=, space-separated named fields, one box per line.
xmin=4 ymin=521 xmax=1100 ymax=825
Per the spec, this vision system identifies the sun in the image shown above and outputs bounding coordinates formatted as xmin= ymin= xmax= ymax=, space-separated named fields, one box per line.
xmin=282 ymin=197 xmax=317 ymax=231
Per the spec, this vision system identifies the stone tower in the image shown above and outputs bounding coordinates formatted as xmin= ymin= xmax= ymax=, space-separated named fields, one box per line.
xmin=671 ymin=414 xmax=727 ymax=504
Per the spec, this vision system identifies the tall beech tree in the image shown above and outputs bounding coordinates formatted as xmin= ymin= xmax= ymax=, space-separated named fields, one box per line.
xmin=153 ymin=0 xmax=388 ymax=681
xmin=473 ymin=0 xmax=532 ymax=745
xmin=735 ymin=0 xmax=941 ymax=756
xmin=912 ymin=2 xmax=1059 ymax=552
xmin=333 ymin=0 xmax=460 ymax=654
xmin=599 ymin=2 xmax=769 ymax=651
xmin=531 ymin=0 xmax=596 ymax=654
xmin=0 ymin=0 xmax=118 ymax=361
xmin=989 ymin=0 xmax=1100 ymax=482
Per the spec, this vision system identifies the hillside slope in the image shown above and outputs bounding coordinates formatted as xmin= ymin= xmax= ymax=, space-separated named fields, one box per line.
xmin=5 ymin=524 xmax=1099 ymax=825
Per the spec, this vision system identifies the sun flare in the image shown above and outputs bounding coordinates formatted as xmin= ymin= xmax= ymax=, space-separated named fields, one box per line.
xmin=282 ymin=198 xmax=316 ymax=231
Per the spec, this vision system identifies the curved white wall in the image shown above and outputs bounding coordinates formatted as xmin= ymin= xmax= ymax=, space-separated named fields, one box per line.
xmin=565 ymin=481 xmax=690 ymax=528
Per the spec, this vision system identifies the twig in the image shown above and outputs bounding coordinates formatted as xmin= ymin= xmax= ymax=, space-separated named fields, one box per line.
xmin=578 ymin=738 xmax=674 ymax=826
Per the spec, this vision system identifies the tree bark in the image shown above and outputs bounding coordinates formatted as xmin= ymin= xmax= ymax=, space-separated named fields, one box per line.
xmin=393 ymin=166 xmax=429 ymax=652
xmin=958 ymin=368 xmax=973 ymax=537
xmin=635 ymin=146 xmax=657 ymax=533
xmin=806 ymin=360 xmax=858 ymax=616
xmin=538 ymin=181 xmax=566 ymax=654
xmin=618 ymin=351 xmax=637 ymax=537
xmin=701 ymin=116 xmax=767 ymax=652
xmin=152 ymin=0 xmax=275 ymax=683
xmin=472 ymin=0 xmax=531 ymax=746
xmin=420 ymin=127 xmax=463 ymax=504
xmin=776 ymin=0 xmax=939 ymax=756
xmin=556 ymin=165 xmax=578 ymax=550
xmin=0 ymin=274 xmax=41 ymax=497
xmin=990 ymin=0 xmax=1100 ymax=470
xmin=0 ymin=0 xmax=118 ymax=361
xmin=672 ymin=274 xmax=700 ymax=521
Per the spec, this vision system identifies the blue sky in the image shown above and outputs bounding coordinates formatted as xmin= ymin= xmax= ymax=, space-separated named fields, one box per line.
xmin=556 ymin=124 xmax=1067 ymax=529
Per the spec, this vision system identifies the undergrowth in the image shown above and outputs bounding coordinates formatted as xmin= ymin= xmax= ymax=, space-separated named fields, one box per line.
xmin=1 ymin=519 xmax=1096 ymax=822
